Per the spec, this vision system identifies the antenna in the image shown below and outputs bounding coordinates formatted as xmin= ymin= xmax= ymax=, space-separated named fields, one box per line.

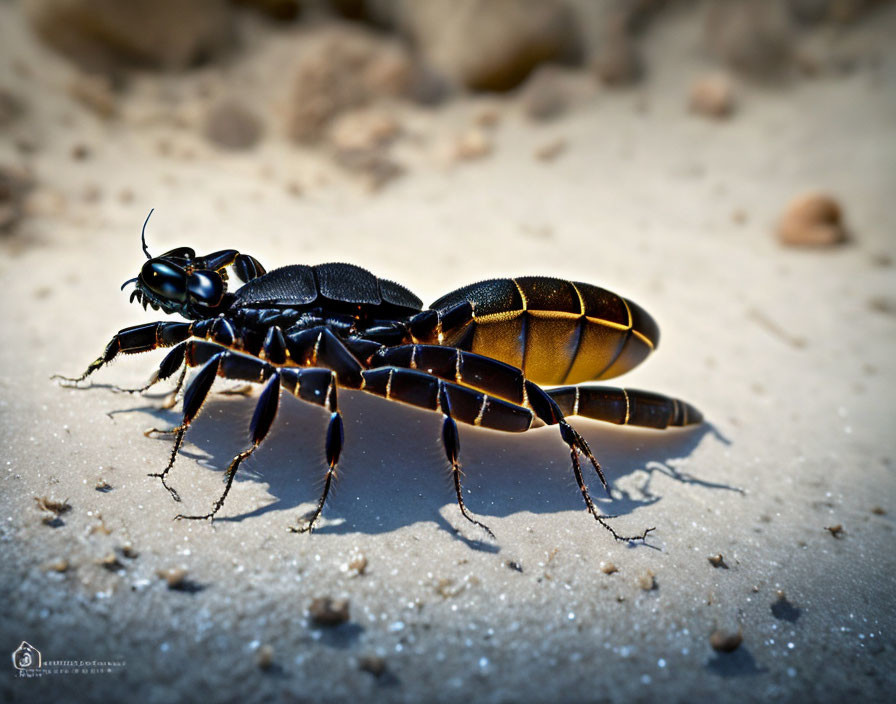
xmin=141 ymin=208 xmax=155 ymax=259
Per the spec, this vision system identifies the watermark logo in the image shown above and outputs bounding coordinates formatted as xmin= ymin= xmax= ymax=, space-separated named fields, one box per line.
xmin=11 ymin=641 xmax=125 ymax=678
xmin=12 ymin=642 xmax=41 ymax=671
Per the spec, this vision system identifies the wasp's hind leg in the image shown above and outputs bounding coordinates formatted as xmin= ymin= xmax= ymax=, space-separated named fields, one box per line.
xmin=564 ymin=438 xmax=655 ymax=543
xmin=360 ymin=367 xmax=534 ymax=539
xmin=437 ymin=381 xmax=496 ymax=539
xmin=525 ymin=380 xmax=654 ymax=542
xmin=523 ymin=381 xmax=613 ymax=496
xmin=546 ymin=385 xmax=703 ymax=429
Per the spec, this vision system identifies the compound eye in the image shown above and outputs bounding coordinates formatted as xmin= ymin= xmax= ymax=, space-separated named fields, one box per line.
xmin=141 ymin=260 xmax=187 ymax=301
xmin=187 ymin=270 xmax=224 ymax=306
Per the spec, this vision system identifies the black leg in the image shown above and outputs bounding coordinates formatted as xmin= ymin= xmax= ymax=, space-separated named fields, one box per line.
xmin=286 ymin=370 xmax=344 ymax=533
xmin=546 ymin=385 xmax=703 ymax=429
xmin=360 ymin=365 xmax=654 ymax=543
xmin=52 ymin=321 xmax=192 ymax=386
xmin=132 ymin=339 xmax=349 ymax=526
xmin=175 ymin=371 xmax=282 ymax=522
xmin=111 ymin=341 xmax=187 ymax=395
xmin=284 ymin=326 xmax=364 ymax=388
xmin=368 ymin=345 xmax=615 ymax=497
xmin=567 ymin=444 xmax=654 ymax=543
xmin=145 ymin=350 xmax=224 ymax=501
xmin=406 ymin=300 xmax=475 ymax=345
xmin=439 ymin=381 xmax=495 ymax=539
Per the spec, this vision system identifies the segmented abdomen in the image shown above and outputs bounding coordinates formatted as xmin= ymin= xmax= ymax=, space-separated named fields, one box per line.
xmin=430 ymin=277 xmax=660 ymax=386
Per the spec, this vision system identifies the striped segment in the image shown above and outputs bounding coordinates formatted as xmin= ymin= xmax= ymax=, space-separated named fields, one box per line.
xmin=430 ymin=277 xmax=660 ymax=385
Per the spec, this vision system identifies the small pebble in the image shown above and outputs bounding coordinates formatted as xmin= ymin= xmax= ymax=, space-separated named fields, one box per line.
xmin=825 ymin=524 xmax=844 ymax=538
xmin=451 ymin=129 xmax=492 ymax=162
xmin=99 ymin=553 xmax=123 ymax=571
xmin=256 ymin=644 xmax=274 ymax=670
xmin=308 ymin=596 xmax=350 ymax=626
xmin=689 ymin=74 xmax=735 ymax=119
xmin=534 ymin=139 xmax=567 ymax=163
xmin=359 ymin=655 xmax=387 ymax=678
xmin=600 ymin=561 xmax=618 ymax=575
xmin=776 ymin=193 xmax=848 ymax=247
xmin=710 ymin=628 xmax=743 ymax=653
xmin=347 ymin=554 xmax=368 ymax=576
xmin=45 ymin=559 xmax=69 ymax=573
xmin=119 ymin=543 xmax=138 ymax=559
xmin=708 ymin=554 xmax=729 ymax=569
xmin=157 ymin=567 xmax=188 ymax=589
xmin=638 ymin=569 xmax=657 ymax=591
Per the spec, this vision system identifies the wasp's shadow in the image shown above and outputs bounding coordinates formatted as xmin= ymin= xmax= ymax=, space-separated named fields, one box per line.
xmin=130 ymin=387 xmax=723 ymax=541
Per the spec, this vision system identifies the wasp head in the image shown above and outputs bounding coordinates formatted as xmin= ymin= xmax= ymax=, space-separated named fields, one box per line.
xmin=121 ymin=211 xmax=230 ymax=319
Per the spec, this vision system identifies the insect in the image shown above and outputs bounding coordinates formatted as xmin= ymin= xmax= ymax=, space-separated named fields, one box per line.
xmin=55 ymin=212 xmax=702 ymax=541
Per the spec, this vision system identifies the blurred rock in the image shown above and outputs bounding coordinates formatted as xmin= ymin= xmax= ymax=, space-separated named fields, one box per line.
xmin=328 ymin=109 xmax=400 ymax=152
xmin=710 ymin=628 xmax=743 ymax=652
xmin=236 ymin=0 xmax=302 ymax=21
xmin=788 ymin=0 xmax=882 ymax=24
xmin=689 ymin=73 xmax=736 ymax=119
xmin=705 ymin=0 xmax=794 ymax=80
xmin=570 ymin=0 xmax=666 ymax=86
xmin=286 ymin=26 xmax=415 ymax=144
xmin=24 ymin=0 xmax=235 ymax=72
xmin=68 ymin=73 xmax=118 ymax=119
xmin=308 ymin=596 xmax=350 ymax=626
xmin=203 ymin=99 xmax=263 ymax=150
xmin=255 ymin=644 xmax=275 ymax=670
xmin=326 ymin=0 xmax=370 ymax=22
xmin=566 ymin=0 xmax=669 ymax=47
xmin=358 ymin=654 xmax=387 ymax=677
xmin=398 ymin=0 xmax=579 ymax=92
xmin=0 ymin=165 xmax=35 ymax=234
xmin=450 ymin=129 xmax=492 ymax=162
xmin=534 ymin=138 xmax=567 ymax=163
xmin=474 ymin=106 xmax=502 ymax=128
xmin=519 ymin=66 xmax=568 ymax=122
xmin=333 ymin=148 xmax=404 ymax=193
xmin=0 ymin=88 xmax=25 ymax=128
xmin=328 ymin=108 xmax=404 ymax=192
xmin=592 ymin=33 xmax=642 ymax=86
xmin=776 ymin=193 xmax=848 ymax=246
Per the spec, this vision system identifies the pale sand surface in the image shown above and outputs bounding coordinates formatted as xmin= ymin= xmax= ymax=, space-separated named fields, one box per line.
xmin=1 ymin=5 xmax=894 ymax=703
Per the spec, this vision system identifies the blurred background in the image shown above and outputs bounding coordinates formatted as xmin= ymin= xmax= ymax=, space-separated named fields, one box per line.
xmin=1 ymin=1 xmax=894 ymax=703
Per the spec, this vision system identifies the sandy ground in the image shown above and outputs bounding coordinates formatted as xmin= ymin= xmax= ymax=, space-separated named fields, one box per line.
xmin=1 ymin=5 xmax=895 ymax=703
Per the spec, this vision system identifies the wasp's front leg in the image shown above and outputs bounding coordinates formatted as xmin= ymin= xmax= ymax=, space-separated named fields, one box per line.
xmin=52 ymin=322 xmax=192 ymax=387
